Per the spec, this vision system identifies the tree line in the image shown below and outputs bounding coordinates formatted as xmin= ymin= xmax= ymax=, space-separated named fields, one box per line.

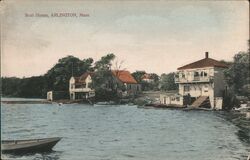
xmin=1 ymin=51 xmax=249 ymax=103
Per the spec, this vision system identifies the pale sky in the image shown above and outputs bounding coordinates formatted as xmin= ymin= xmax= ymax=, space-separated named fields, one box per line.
xmin=1 ymin=0 xmax=249 ymax=77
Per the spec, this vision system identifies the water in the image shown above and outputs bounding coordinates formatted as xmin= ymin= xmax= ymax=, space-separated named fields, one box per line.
xmin=1 ymin=99 xmax=249 ymax=160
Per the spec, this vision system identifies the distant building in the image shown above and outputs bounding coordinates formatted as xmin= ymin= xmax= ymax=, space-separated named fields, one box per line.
xmin=160 ymin=52 xmax=228 ymax=110
xmin=47 ymin=91 xmax=53 ymax=101
xmin=112 ymin=70 xmax=141 ymax=97
xmin=141 ymin=74 xmax=155 ymax=83
xmin=69 ymin=72 xmax=95 ymax=100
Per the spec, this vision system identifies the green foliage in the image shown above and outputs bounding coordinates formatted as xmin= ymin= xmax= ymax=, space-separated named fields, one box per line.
xmin=224 ymin=52 xmax=250 ymax=97
xmin=94 ymin=53 xmax=115 ymax=71
xmin=92 ymin=53 xmax=115 ymax=90
xmin=45 ymin=55 xmax=93 ymax=91
xmin=2 ymin=55 xmax=93 ymax=98
xmin=131 ymin=71 xmax=159 ymax=91
xmin=1 ymin=77 xmax=22 ymax=97
xmin=94 ymin=88 xmax=119 ymax=102
xmin=131 ymin=71 xmax=146 ymax=83
xmin=91 ymin=53 xmax=120 ymax=100
xmin=222 ymin=89 xmax=240 ymax=110
xmin=141 ymin=80 xmax=159 ymax=91
xmin=1 ymin=76 xmax=47 ymax=98
xmin=159 ymin=72 xmax=178 ymax=91
xmin=150 ymin=73 xmax=160 ymax=82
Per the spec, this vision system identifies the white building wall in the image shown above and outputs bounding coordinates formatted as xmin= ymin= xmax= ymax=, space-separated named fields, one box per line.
xmin=69 ymin=75 xmax=95 ymax=100
xmin=160 ymin=94 xmax=183 ymax=106
xmin=177 ymin=67 xmax=216 ymax=108
xmin=174 ymin=60 xmax=227 ymax=110
xmin=69 ymin=77 xmax=75 ymax=93
xmin=47 ymin=91 xmax=53 ymax=101
xmin=85 ymin=75 xmax=92 ymax=88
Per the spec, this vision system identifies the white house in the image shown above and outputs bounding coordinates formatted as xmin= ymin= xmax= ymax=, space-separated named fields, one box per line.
xmin=69 ymin=72 xmax=95 ymax=100
xmin=141 ymin=73 xmax=154 ymax=83
xmin=160 ymin=52 xmax=228 ymax=110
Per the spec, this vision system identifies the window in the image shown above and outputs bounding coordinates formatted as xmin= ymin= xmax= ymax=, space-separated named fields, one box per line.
xmin=182 ymin=73 xmax=185 ymax=78
xmin=137 ymin=85 xmax=140 ymax=91
xmin=200 ymin=71 xmax=204 ymax=76
xmin=184 ymin=85 xmax=190 ymax=92
xmin=176 ymin=97 xmax=180 ymax=101
xmin=204 ymin=85 xmax=208 ymax=92
xmin=204 ymin=72 xmax=207 ymax=77
xmin=194 ymin=72 xmax=199 ymax=77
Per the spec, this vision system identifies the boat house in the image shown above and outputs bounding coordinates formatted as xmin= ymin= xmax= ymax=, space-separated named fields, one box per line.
xmin=160 ymin=52 xmax=228 ymax=110
xmin=69 ymin=72 xmax=95 ymax=100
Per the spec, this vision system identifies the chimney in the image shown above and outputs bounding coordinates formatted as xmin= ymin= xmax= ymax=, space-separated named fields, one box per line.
xmin=205 ymin=52 xmax=209 ymax=58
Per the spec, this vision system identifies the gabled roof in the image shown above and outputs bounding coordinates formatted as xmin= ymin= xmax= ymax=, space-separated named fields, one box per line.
xmin=79 ymin=72 xmax=93 ymax=81
xmin=141 ymin=74 xmax=154 ymax=79
xmin=112 ymin=70 xmax=138 ymax=84
xmin=177 ymin=57 xmax=228 ymax=70
xmin=74 ymin=72 xmax=93 ymax=84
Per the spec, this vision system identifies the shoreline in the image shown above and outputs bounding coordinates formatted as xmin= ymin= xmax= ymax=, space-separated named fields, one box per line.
xmin=217 ymin=111 xmax=250 ymax=147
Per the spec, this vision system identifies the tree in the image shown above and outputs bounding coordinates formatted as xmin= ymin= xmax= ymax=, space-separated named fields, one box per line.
xmin=131 ymin=71 xmax=146 ymax=83
xmin=131 ymin=71 xmax=159 ymax=91
xmin=1 ymin=55 xmax=94 ymax=98
xmin=1 ymin=76 xmax=47 ymax=98
xmin=159 ymin=72 xmax=178 ymax=91
xmin=1 ymin=77 xmax=22 ymax=97
xmin=224 ymin=52 xmax=250 ymax=97
xmin=45 ymin=55 xmax=93 ymax=91
xmin=92 ymin=53 xmax=118 ymax=101
xmin=94 ymin=53 xmax=115 ymax=71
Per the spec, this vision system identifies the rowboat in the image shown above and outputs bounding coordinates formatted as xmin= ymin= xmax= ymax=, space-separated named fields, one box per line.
xmin=94 ymin=101 xmax=116 ymax=106
xmin=2 ymin=137 xmax=61 ymax=154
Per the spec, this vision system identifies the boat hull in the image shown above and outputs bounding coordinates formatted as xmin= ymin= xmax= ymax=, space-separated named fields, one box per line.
xmin=2 ymin=137 xmax=61 ymax=154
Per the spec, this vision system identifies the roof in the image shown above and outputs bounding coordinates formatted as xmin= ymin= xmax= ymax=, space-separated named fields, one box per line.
xmin=141 ymin=74 xmax=154 ymax=79
xmin=177 ymin=57 xmax=228 ymax=70
xmin=74 ymin=72 xmax=93 ymax=84
xmin=112 ymin=70 xmax=138 ymax=84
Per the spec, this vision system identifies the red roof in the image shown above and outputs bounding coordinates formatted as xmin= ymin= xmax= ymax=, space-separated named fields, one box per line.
xmin=178 ymin=57 xmax=228 ymax=70
xmin=112 ymin=70 xmax=138 ymax=84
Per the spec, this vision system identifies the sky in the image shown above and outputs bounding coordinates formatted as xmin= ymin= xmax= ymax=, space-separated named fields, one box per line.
xmin=1 ymin=0 xmax=249 ymax=77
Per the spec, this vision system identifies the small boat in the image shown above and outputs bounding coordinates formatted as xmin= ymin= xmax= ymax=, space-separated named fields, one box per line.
xmin=2 ymin=137 xmax=61 ymax=154
xmin=94 ymin=101 xmax=116 ymax=106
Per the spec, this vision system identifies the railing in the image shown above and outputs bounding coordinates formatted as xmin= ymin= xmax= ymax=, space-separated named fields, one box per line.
xmin=175 ymin=76 xmax=213 ymax=83
xmin=70 ymin=88 xmax=93 ymax=92
xmin=193 ymin=77 xmax=200 ymax=81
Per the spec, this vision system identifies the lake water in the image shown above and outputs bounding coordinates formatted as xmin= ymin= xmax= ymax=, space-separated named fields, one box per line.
xmin=1 ymin=99 xmax=249 ymax=160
